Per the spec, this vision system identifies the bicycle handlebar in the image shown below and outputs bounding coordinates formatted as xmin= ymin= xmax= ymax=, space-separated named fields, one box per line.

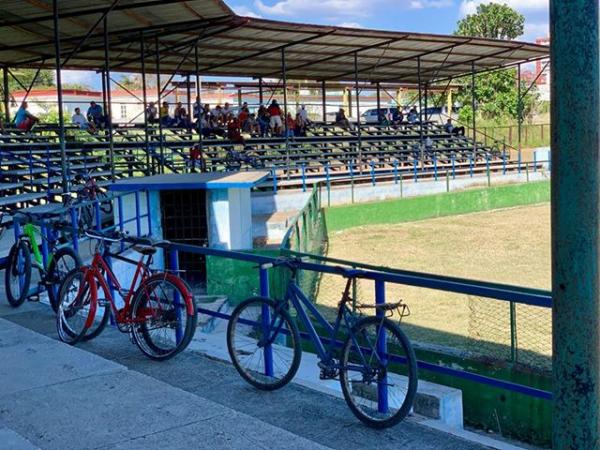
xmin=259 ymin=256 xmax=366 ymax=278
xmin=85 ymin=229 xmax=169 ymax=248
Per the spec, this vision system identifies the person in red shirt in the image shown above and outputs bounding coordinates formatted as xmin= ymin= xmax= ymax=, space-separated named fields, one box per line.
xmin=227 ymin=117 xmax=244 ymax=144
xmin=285 ymin=113 xmax=296 ymax=138
xmin=238 ymin=107 xmax=249 ymax=128
xmin=267 ymin=99 xmax=283 ymax=135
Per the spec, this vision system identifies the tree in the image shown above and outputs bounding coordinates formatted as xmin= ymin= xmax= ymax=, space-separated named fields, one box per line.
xmin=456 ymin=3 xmax=524 ymax=40
xmin=453 ymin=3 xmax=538 ymax=125
xmin=5 ymin=68 xmax=55 ymax=93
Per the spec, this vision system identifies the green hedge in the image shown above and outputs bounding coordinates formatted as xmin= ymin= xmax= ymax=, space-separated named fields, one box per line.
xmin=326 ymin=181 xmax=550 ymax=232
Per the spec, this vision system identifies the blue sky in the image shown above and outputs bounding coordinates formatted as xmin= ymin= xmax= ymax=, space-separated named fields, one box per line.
xmin=62 ymin=0 xmax=549 ymax=89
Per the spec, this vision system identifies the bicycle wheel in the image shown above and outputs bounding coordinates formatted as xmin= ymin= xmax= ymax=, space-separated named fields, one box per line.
xmin=96 ymin=190 xmax=114 ymax=215
xmin=339 ymin=316 xmax=418 ymax=429
xmin=4 ymin=240 xmax=32 ymax=307
xmin=47 ymin=247 xmax=82 ymax=313
xmin=130 ymin=274 xmax=197 ymax=361
xmin=56 ymin=268 xmax=95 ymax=345
xmin=227 ymin=297 xmax=301 ymax=391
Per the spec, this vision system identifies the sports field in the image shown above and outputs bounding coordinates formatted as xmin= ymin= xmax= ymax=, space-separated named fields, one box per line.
xmin=320 ymin=203 xmax=551 ymax=368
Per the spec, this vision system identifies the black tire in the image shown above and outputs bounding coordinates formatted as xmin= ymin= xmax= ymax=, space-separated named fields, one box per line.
xmin=56 ymin=268 xmax=93 ymax=345
xmin=339 ymin=316 xmax=418 ymax=429
xmin=96 ymin=190 xmax=114 ymax=215
xmin=130 ymin=274 xmax=197 ymax=361
xmin=47 ymin=247 xmax=82 ymax=313
xmin=4 ymin=240 xmax=32 ymax=307
xmin=227 ymin=297 xmax=301 ymax=391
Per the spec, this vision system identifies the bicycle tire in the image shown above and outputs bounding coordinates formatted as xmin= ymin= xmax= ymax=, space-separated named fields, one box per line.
xmin=47 ymin=247 xmax=82 ymax=313
xmin=96 ymin=190 xmax=114 ymax=215
xmin=130 ymin=273 xmax=197 ymax=361
xmin=227 ymin=297 xmax=301 ymax=391
xmin=56 ymin=268 xmax=95 ymax=345
xmin=4 ymin=240 xmax=32 ymax=307
xmin=339 ymin=316 xmax=418 ymax=429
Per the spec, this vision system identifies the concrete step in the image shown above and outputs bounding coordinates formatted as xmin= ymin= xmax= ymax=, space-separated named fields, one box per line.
xmin=252 ymin=210 xmax=297 ymax=241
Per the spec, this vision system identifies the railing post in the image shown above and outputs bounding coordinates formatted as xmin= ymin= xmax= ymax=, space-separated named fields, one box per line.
xmin=534 ymin=151 xmax=538 ymax=172
xmin=146 ymin=189 xmax=152 ymax=235
xmin=272 ymin=167 xmax=278 ymax=193
xmin=502 ymin=149 xmax=507 ymax=175
xmin=446 ymin=170 xmax=450 ymax=192
xmin=259 ymin=267 xmax=274 ymax=377
xmin=486 ymin=154 xmax=491 ymax=187
xmin=413 ymin=153 xmax=418 ymax=182
xmin=301 ymin=164 xmax=306 ymax=193
xmin=400 ymin=174 xmax=403 ymax=198
xmin=510 ymin=301 xmax=518 ymax=363
xmin=374 ymin=279 xmax=389 ymax=414
xmin=451 ymin=153 xmax=456 ymax=179
xmin=393 ymin=160 xmax=399 ymax=184
xmin=69 ymin=207 xmax=79 ymax=253
xmin=169 ymin=248 xmax=184 ymax=343
xmin=326 ymin=163 xmax=331 ymax=207
xmin=469 ymin=153 xmax=474 ymax=178
xmin=433 ymin=154 xmax=438 ymax=181
xmin=117 ymin=196 xmax=125 ymax=252
xmin=518 ymin=150 xmax=522 ymax=174
xmin=94 ymin=201 xmax=102 ymax=231
xmin=370 ymin=161 xmax=375 ymax=186
xmin=40 ymin=222 xmax=49 ymax=270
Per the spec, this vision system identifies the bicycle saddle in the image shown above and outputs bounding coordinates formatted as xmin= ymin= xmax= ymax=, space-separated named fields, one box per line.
xmin=132 ymin=245 xmax=156 ymax=256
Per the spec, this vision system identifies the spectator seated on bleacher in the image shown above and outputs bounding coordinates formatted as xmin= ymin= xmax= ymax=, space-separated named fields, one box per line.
xmin=227 ymin=117 xmax=245 ymax=144
xmin=72 ymin=107 xmax=96 ymax=133
xmin=174 ymin=102 xmax=191 ymax=128
xmin=146 ymin=102 xmax=159 ymax=124
xmin=243 ymin=113 xmax=259 ymax=135
xmin=87 ymin=101 xmax=107 ymax=130
xmin=407 ymin=107 xmax=418 ymax=124
xmin=257 ymin=105 xmax=270 ymax=137
xmin=392 ymin=109 xmax=404 ymax=124
xmin=335 ymin=108 xmax=352 ymax=130
xmin=160 ymin=101 xmax=174 ymax=127
xmin=378 ymin=113 xmax=390 ymax=126
xmin=268 ymin=100 xmax=283 ymax=136
xmin=200 ymin=113 xmax=225 ymax=138
xmin=193 ymin=97 xmax=203 ymax=121
xmin=285 ymin=113 xmax=296 ymax=138
xmin=14 ymin=101 xmax=39 ymax=132
xmin=444 ymin=118 xmax=465 ymax=136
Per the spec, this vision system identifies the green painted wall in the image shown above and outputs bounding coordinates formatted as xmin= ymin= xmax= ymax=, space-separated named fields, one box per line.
xmin=326 ymin=181 xmax=550 ymax=232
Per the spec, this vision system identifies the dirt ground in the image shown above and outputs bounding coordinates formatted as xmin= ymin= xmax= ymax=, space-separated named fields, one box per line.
xmin=320 ymin=203 xmax=551 ymax=367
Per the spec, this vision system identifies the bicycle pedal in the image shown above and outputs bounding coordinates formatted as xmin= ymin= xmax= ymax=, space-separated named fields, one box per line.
xmin=27 ymin=295 xmax=40 ymax=303
xmin=319 ymin=367 xmax=339 ymax=380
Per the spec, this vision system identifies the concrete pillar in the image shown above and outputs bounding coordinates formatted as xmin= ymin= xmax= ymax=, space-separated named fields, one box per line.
xmin=551 ymin=1 xmax=600 ymax=448
xmin=208 ymin=189 xmax=252 ymax=250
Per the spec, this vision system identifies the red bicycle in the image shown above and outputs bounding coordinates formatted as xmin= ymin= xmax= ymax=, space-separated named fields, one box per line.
xmin=56 ymin=230 xmax=197 ymax=360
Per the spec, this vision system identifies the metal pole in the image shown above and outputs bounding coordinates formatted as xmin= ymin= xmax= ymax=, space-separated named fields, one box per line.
xmin=376 ymin=82 xmax=381 ymax=116
xmin=155 ymin=36 xmax=164 ymax=174
xmin=282 ymin=49 xmax=289 ymax=171
xmin=103 ymin=18 xmax=115 ymax=181
xmin=140 ymin=33 xmax=151 ymax=175
xmin=551 ymin=1 xmax=600 ymax=448
xmin=194 ymin=45 xmax=203 ymax=157
xmin=186 ymin=73 xmax=192 ymax=130
xmin=52 ymin=0 xmax=68 ymax=194
xmin=417 ymin=57 xmax=423 ymax=143
xmin=354 ymin=52 xmax=362 ymax=171
xmin=517 ymin=64 xmax=523 ymax=161
xmin=321 ymin=80 xmax=327 ymax=123
xmin=258 ymin=77 xmax=264 ymax=104
xmin=471 ymin=61 xmax=477 ymax=157
xmin=101 ymin=70 xmax=108 ymax=114
xmin=424 ymin=83 xmax=429 ymax=122
xmin=2 ymin=67 xmax=10 ymax=123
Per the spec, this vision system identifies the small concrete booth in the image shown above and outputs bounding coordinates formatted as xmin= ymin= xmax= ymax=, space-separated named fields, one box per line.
xmin=110 ymin=171 xmax=269 ymax=284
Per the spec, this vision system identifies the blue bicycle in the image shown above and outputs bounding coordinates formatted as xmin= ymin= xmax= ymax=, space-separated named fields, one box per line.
xmin=226 ymin=257 xmax=418 ymax=428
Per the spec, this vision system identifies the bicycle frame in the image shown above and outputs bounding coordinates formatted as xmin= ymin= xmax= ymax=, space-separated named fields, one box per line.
xmin=22 ymin=223 xmax=49 ymax=268
xmin=83 ymin=250 xmax=151 ymax=327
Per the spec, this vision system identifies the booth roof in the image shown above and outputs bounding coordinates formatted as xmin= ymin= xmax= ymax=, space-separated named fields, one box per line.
xmin=0 ymin=0 xmax=549 ymax=84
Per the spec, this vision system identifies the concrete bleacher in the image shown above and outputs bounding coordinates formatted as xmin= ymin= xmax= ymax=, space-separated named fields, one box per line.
xmin=0 ymin=121 xmax=514 ymax=211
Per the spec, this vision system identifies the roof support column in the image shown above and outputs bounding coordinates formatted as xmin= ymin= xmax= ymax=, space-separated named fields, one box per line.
xmin=551 ymin=1 xmax=600 ymax=448
xmin=517 ymin=64 xmax=522 ymax=160
xmin=376 ymin=82 xmax=381 ymax=121
xmin=186 ymin=74 xmax=192 ymax=131
xmin=471 ymin=61 xmax=477 ymax=156
xmin=140 ymin=32 xmax=151 ymax=175
xmin=194 ymin=45 xmax=203 ymax=158
xmin=417 ymin=57 xmax=423 ymax=143
xmin=321 ymin=81 xmax=327 ymax=123
xmin=101 ymin=70 xmax=108 ymax=115
xmin=155 ymin=36 xmax=164 ymax=174
xmin=258 ymin=78 xmax=264 ymax=105
xmin=103 ymin=17 xmax=115 ymax=181
xmin=354 ymin=52 xmax=362 ymax=173
xmin=424 ymin=83 xmax=429 ymax=122
xmin=3 ymin=67 xmax=10 ymax=124
xmin=281 ymin=48 xmax=290 ymax=173
xmin=52 ymin=0 xmax=68 ymax=194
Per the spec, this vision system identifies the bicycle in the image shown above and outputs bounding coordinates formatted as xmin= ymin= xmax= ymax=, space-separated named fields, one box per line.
xmin=56 ymin=230 xmax=197 ymax=361
xmin=68 ymin=174 xmax=114 ymax=229
xmin=4 ymin=207 xmax=81 ymax=311
xmin=226 ymin=257 xmax=418 ymax=428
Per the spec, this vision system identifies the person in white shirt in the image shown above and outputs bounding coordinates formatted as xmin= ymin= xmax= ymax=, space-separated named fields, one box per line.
xmin=298 ymin=105 xmax=309 ymax=123
xmin=72 ymin=107 xmax=95 ymax=133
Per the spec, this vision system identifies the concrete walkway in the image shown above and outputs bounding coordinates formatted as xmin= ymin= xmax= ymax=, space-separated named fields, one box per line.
xmin=0 ymin=301 xmax=497 ymax=450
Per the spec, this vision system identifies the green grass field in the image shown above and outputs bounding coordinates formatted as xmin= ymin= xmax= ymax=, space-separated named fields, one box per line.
xmin=320 ymin=203 xmax=551 ymax=369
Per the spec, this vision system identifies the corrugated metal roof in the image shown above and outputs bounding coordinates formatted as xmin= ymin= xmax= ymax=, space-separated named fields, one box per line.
xmin=0 ymin=0 xmax=549 ymax=84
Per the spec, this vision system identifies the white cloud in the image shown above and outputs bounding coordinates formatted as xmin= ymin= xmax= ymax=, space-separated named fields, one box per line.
xmin=459 ymin=0 xmax=547 ymax=16
xmin=232 ymin=5 xmax=263 ymax=18
xmin=410 ymin=0 xmax=453 ymax=9
xmin=523 ymin=21 xmax=549 ymax=41
xmin=254 ymin=0 xmax=372 ymax=18
xmin=337 ymin=22 xmax=364 ymax=28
